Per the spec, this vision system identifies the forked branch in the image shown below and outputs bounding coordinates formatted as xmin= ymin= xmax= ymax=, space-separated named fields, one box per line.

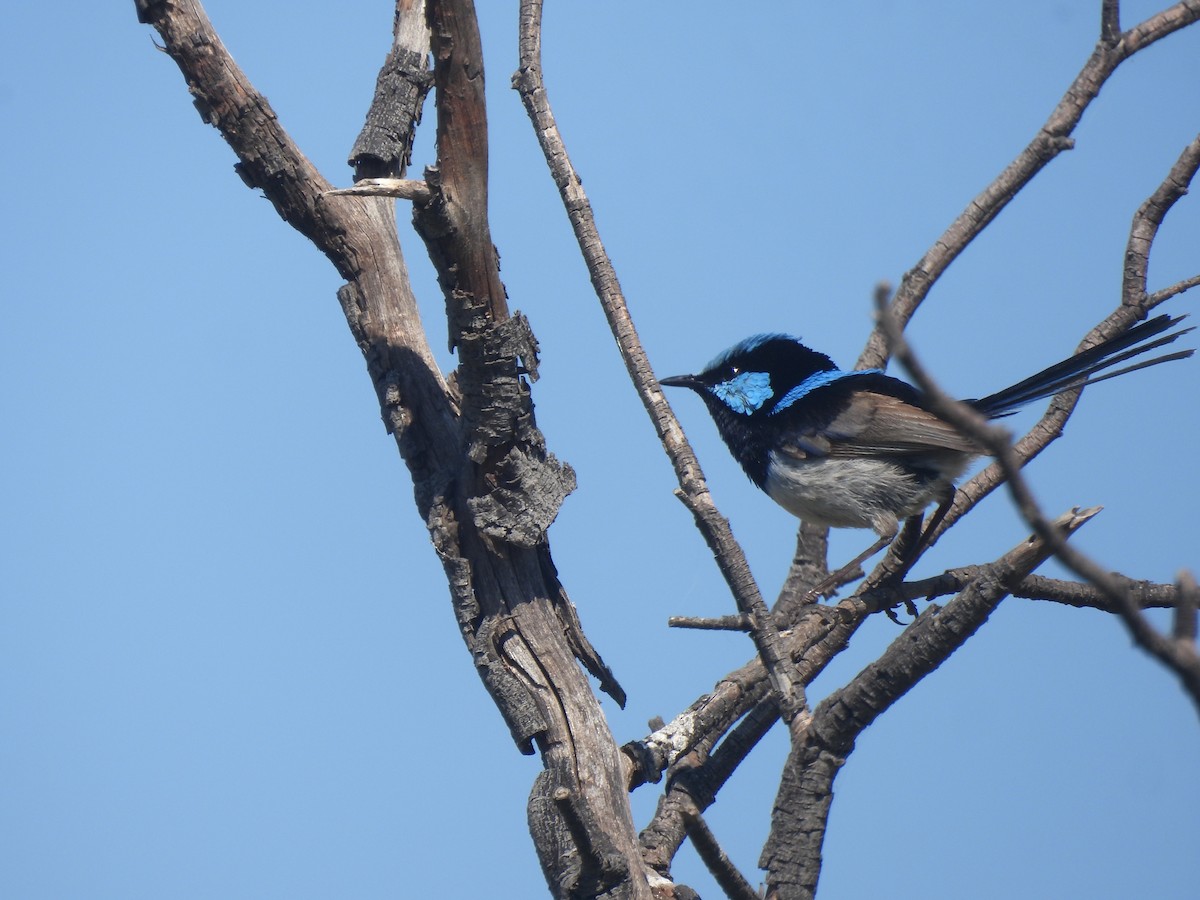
xmin=857 ymin=0 xmax=1200 ymax=370
xmin=879 ymin=293 xmax=1200 ymax=717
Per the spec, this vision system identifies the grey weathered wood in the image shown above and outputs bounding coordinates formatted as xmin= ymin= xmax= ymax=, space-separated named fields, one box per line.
xmin=135 ymin=1 xmax=644 ymax=896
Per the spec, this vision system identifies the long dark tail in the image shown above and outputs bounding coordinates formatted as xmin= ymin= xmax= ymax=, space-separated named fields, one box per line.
xmin=970 ymin=314 xmax=1194 ymax=418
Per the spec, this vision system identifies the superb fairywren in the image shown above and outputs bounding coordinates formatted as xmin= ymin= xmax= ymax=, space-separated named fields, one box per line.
xmin=661 ymin=314 xmax=1193 ymax=584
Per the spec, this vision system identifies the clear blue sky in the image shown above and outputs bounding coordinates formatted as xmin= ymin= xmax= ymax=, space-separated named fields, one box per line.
xmin=3 ymin=2 xmax=1198 ymax=898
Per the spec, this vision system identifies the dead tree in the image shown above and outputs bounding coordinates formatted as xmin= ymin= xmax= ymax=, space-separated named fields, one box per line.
xmin=133 ymin=1 xmax=1200 ymax=897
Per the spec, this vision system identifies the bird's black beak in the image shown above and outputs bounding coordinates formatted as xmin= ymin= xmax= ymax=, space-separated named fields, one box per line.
xmin=659 ymin=373 xmax=703 ymax=391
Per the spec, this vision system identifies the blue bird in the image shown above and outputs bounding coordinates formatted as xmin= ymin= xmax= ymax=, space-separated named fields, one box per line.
xmin=660 ymin=314 xmax=1193 ymax=588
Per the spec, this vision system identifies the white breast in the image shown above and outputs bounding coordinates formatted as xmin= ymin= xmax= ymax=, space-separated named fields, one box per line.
xmin=764 ymin=453 xmax=961 ymax=537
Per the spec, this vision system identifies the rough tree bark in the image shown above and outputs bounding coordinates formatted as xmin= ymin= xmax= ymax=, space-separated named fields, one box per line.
xmin=135 ymin=1 xmax=648 ymax=897
xmin=133 ymin=1 xmax=1200 ymax=897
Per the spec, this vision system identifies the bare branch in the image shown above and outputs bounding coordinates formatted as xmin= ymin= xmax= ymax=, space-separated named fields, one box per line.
xmin=348 ymin=0 xmax=431 ymax=179
xmin=857 ymin=0 xmax=1200 ymax=370
xmin=1173 ymin=571 xmax=1199 ymax=643
xmin=1102 ymin=0 xmax=1122 ymax=43
xmin=641 ymin=694 xmax=779 ymax=879
xmin=629 ymin=598 xmax=861 ymax=799
xmin=1124 ymin=132 xmax=1200 ymax=306
xmin=878 ymin=290 xmax=1200 ymax=719
xmin=895 ymin=307 xmax=1193 ymax=556
xmin=136 ymin=2 xmax=653 ymax=895
xmin=668 ymin=614 xmax=753 ymax=632
xmin=1147 ymin=273 xmax=1200 ymax=306
xmin=513 ymin=0 xmax=805 ymax=723
xmin=421 ymin=0 xmax=509 ymax=332
xmin=640 ymin=520 xmax=1175 ymax=881
xmin=133 ymin=0 xmax=454 ymax=510
xmin=544 ymin=785 xmax=635 ymax=898
xmin=326 ymin=177 xmax=433 ymax=202
xmin=624 ymin=656 xmax=777 ymax=792
xmin=642 ymin=567 xmax=928 ymax=871
xmin=865 ymin=569 xmax=1186 ymax=612
xmin=761 ymin=510 xmax=1096 ymax=899
xmin=683 ymin=806 xmax=761 ymax=900
xmin=1015 ymin=573 xmax=1185 ymax=611
xmin=772 ymin=523 xmax=831 ymax=623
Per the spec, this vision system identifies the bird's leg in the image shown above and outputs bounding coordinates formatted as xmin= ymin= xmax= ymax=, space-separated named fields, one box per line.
xmin=882 ymin=515 xmax=927 ymax=621
xmin=913 ymin=493 xmax=955 ymax=557
xmin=878 ymin=506 xmax=954 ymax=621
xmin=803 ymin=498 xmax=951 ymax=607
xmin=803 ymin=529 xmax=896 ymax=603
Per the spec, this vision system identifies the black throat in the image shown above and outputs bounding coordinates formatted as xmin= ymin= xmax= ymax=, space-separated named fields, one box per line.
xmin=698 ymin=392 xmax=774 ymax=489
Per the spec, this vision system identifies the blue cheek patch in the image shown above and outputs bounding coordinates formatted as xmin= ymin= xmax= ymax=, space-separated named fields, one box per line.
xmin=710 ymin=371 xmax=774 ymax=415
xmin=771 ymin=369 xmax=883 ymax=414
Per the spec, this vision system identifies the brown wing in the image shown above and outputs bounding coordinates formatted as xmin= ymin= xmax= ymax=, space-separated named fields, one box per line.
xmin=777 ymin=391 xmax=979 ymax=459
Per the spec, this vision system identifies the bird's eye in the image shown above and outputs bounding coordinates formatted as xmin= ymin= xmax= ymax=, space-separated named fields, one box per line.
xmin=729 ymin=366 xmax=740 ymax=375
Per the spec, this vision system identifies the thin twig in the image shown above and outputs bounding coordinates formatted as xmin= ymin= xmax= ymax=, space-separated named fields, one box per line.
xmin=326 ymin=177 xmax=432 ymax=202
xmin=630 ymin=604 xmax=848 ymax=796
xmin=669 ymin=614 xmax=753 ymax=632
xmin=513 ymin=0 xmax=805 ymax=723
xmin=682 ymin=805 xmax=761 ymax=900
xmin=1147 ymin=273 xmax=1200 ymax=306
xmin=1173 ymin=571 xmax=1199 ymax=643
xmin=1123 ymin=132 xmax=1200 ymax=306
